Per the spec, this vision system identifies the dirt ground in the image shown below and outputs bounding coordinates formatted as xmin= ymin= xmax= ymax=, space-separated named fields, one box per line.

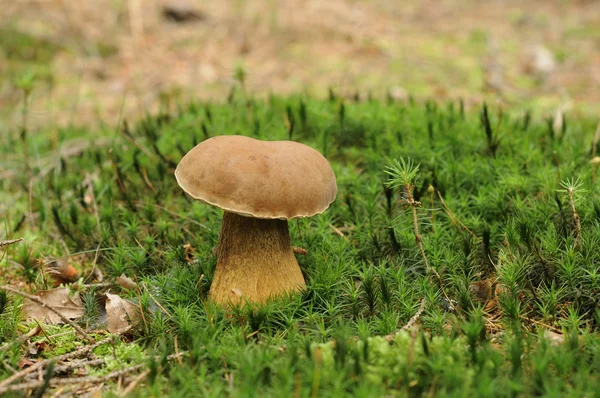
xmin=1 ymin=0 xmax=599 ymax=129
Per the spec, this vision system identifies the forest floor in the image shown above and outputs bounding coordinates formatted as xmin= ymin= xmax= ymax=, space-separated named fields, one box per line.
xmin=1 ymin=0 xmax=599 ymax=129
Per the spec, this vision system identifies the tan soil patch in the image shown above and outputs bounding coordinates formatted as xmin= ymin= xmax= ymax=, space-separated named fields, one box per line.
xmin=1 ymin=0 xmax=599 ymax=128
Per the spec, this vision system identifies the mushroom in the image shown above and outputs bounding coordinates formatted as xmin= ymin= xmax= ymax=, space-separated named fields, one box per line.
xmin=175 ymin=135 xmax=337 ymax=305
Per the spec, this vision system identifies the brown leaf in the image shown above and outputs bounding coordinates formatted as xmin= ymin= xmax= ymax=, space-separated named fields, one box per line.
xmin=23 ymin=288 xmax=84 ymax=324
xmin=105 ymin=293 xmax=140 ymax=333
xmin=116 ymin=274 xmax=138 ymax=291
xmin=18 ymin=358 xmax=37 ymax=369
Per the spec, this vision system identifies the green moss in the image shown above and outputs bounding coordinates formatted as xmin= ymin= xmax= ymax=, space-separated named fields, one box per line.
xmin=91 ymin=342 xmax=144 ymax=375
xmin=2 ymin=96 xmax=600 ymax=395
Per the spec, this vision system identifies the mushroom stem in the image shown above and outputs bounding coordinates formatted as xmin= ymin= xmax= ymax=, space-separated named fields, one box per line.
xmin=210 ymin=212 xmax=306 ymax=305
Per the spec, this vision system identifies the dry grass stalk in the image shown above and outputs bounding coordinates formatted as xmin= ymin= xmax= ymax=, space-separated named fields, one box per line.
xmin=403 ymin=186 xmax=451 ymax=305
xmin=566 ymin=187 xmax=582 ymax=247
xmin=384 ymin=298 xmax=427 ymax=342
xmin=0 ymin=238 xmax=24 ymax=248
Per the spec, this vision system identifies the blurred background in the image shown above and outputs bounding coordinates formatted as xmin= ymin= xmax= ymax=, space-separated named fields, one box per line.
xmin=0 ymin=0 xmax=599 ymax=129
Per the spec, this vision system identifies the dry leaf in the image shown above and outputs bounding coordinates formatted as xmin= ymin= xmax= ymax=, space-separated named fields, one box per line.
xmin=105 ymin=293 xmax=140 ymax=333
xmin=18 ymin=358 xmax=36 ymax=369
xmin=116 ymin=274 xmax=138 ymax=291
xmin=23 ymin=288 xmax=84 ymax=324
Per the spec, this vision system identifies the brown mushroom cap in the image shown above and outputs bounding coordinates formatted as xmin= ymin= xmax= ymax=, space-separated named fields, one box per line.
xmin=175 ymin=135 xmax=337 ymax=219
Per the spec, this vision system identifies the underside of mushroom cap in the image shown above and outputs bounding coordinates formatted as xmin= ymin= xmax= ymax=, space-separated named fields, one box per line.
xmin=175 ymin=135 xmax=337 ymax=219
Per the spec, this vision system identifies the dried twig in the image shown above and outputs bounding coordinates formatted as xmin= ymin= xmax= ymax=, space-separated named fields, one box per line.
xmin=0 ymin=238 xmax=23 ymax=248
xmin=521 ymin=315 xmax=562 ymax=334
xmin=0 ymin=327 xmax=132 ymax=390
xmin=0 ymin=325 xmax=41 ymax=352
xmin=566 ymin=187 xmax=582 ymax=247
xmin=0 ymin=285 xmax=93 ymax=344
xmin=25 ymin=359 xmax=105 ymax=379
xmin=437 ymin=191 xmax=483 ymax=245
xmin=404 ymin=189 xmax=451 ymax=305
xmin=78 ymin=282 xmax=115 ymax=289
xmin=141 ymin=167 xmax=156 ymax=192
xmin=328 ymin=224 xmax=349 ymax=241
xmin=385 ymin=298 xmax=427 ymax=341
xmin=119 ymin=369 xmax=150 ymax=396
xmin=142 ymin=283 xmax=171 ymax=318
xmin=0 ymin=352 xmax=184 ymax=394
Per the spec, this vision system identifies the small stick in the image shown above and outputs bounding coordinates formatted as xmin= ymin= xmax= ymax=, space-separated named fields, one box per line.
xmin=174 ymin=337 xmax=183 ymax=366
xmin=1 ymin=352 xmax=185 ymax=394
xmin=328 ymin=224 xmax=349 ymax=241
xmin=0 ymin=238 xmax=23 ymax=248
xmin=120 ymin=369 xmax=150 ymax=396
xmin=520 ymin=315 xmax=562 ymax=334
xmin=84 ymin=243 xmax=103 ymax=284
xmin=2 ymin=360 xmax=17 ymax=373
xmin=111 ymin=157 xmax=127 ymax=196
xmin=78 ymin=282 xmax=115 ymax=289
xmin=141 ymin=167 xmax=156 ymax=192
xmin=437 ymin=191 xmax=484 ymax=245
xmin=25 ymin=359 xmax=105 ymax=379
xmin=49 ymin=386 xmax=65 ymax=398
xmin=384 ymin=298 xmax=427 ymax=342
xmin=0 ymin=285 xmax=93 ymax=344
xmin=142 ymin=283 xmax=171 ymax=317
xmin=0 ymin=325 xmax=41 ymax=352
xmin=404 ymin=188 xmax=451 ymax=304
xmin=0 ymin=327 xmax=131 ymax=389
xmin=566 ymin=187 xmax=582 ymax=247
